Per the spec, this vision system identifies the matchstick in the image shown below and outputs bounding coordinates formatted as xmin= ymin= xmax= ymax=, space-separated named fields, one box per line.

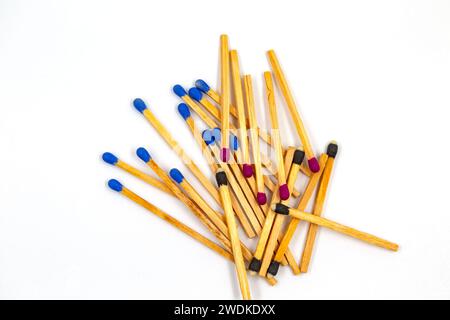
xmin=133 ymin=98 xmax=224 ymax=213
xmin=102 ymin=152 xmax=172 ymax=195
xmin=243 ymin=74 xmax=267 ymax=205
xmin=220 ymin=34 xmax=231 ymax=162
xmin=268 ymin=154 xmax=328 ymax=277
xmin=259 ymin=149 xmax=305 ymax=277
xmin=177 ymin=103 xmax=256 ymax=238
xmin=267 ymin=50 xmax=320 ymax=173
xmin=108 ymin=178 xmax=277 ymax=286
xmin=195 ymin=79 xmax=272 ymax=145
xmin=107 ymin=179 xmax=233 ymax=261
xmin=230 ymin=50 xmax=253 ymax=178
xmin=249 ymin=149 xmax=305 ymax=275
xmin=216 ymin=170 xmax=251 ymax=300
xmin=264 ymin=71 xmax=289 ymax=200
xmin=273 ymin=203 xmax=399 ymax=251
xmin=300 ymin=142 xmax=338 ymax=272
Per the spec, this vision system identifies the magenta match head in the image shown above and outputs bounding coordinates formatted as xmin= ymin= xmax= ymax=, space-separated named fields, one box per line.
xmin=256 ymin=192 xmax=267 ymax=205
xmin=279 ymin=184 xmax=290 ymax=201
xmin=220 ymin=147 xmax=230 ymax=162
xmin=242 ymin=164 xmax=254 ymax=178
xmin=308 ymin=157 xmax=320 ymax=173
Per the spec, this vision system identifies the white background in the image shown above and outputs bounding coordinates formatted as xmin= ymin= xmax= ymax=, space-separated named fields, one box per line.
xmin=1 ymin=0 xmax=449 ymax=300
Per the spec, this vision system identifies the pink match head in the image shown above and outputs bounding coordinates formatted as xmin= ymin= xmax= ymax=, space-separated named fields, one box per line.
xmin=256 ymin=192 xmax=267 ymax=205
xmin=279 ymin=184 xmax=290 ymax=201
xmin=242 ymin=164 xmax=254 ymax=178
xmin=308 ymin=157 xmax=320 ymax=173
xmin=220 ymin=147 xmax=230 ymax=162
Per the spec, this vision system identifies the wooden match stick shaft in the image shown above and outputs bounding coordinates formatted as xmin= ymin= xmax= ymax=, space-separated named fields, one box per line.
xmin=183 ymin=113 xmax=256 ymax=238
xmin=244 ymin=75 xmax=265 ymax=201
xmin=273 ymin=154 xmax=328 ymax=263
xmin=217 ymin=171 xmax=251 ymax=300
xmin=259 ymin=149 xmax=304 ymax=276
xmin=119 ymin=186 xmax=233 ymax=261
xmin=264 ymin=71 xmax=286 ymax=188
xmin=280 ymin=206 xmax=399 ymax=251
xmin=230 ymin=50 xmax=250 ymax=165
xmin=267 ymin=50 xmax=316 ymax=162
xmin=300 ymin=143 xmax=337 ymax=272
xmin=220 ymin=35 xmax=230 ymax=158
xmin=115 ymin=160 xmax=173 ymax=195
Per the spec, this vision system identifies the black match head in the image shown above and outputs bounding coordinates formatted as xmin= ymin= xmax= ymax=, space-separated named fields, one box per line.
xmin=215 ymin=170 xmax=228 ymax=187
xmin=273 ymin=203 xmax=290 ymax=215
xmin=248 ymin=258 xmax=262 ymax=273
xmin=292 ymin=149 xmax=306 ymax=165
xmin=267 ymin=261 xmax=280 ymax=277
xmin=326 ymin=141 xmax=338 ymax=158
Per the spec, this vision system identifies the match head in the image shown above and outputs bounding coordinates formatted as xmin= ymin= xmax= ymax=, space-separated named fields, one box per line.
xmin=107 ymin=179 xmax=123 ymax=192
xmin=202 ymin=129 xmax=215 ymax=145
xmin=211 ymin=127 xmax=221 ymax=142
xmin=272 ymin=203 xmax=290 ymax=215
xmin=256 ymin=192 xmax=267 ymax=205
xmin=267 ymin=261 xmax=280 ymax=277
xmin=230 ymin=134 xmax=239 ymax=151
xmin=292 ymin=149 xmax=306 ymax=165
xmin=279 ymin=183 xmax=290 ymax=201
xmin=215 ymin=170 xmax=228 ymax=187
xmin=220 ymin=147 xmax=230 ymax=162
xmin=136 ymin=147 xmax=152 ymax=163
xmin=177 ymin=103 xmax=191 ymax=120
xmin=194 ymin=79 xmax=210 ymax=93
xmin=102 ymin=152 xmax=118 ymax=165
xmin=188 ymin=87 xmax=203 ymax=102
xmin=242 ymin=164 xmax=254 ymax=178
xmin=172 ymin=84 xmax=187 ymax=97
xmin=133 ymin=98 xmax=147 ymax=113
xmin=169 ymin=168 xmax=184 ymax=184
xmin=307 ymin=157 xmax=320 ymax=173
xmin=326 ymin=141 xmax=339 ymax=158
xmin=248 ymin=258 xmax=262 ymax=273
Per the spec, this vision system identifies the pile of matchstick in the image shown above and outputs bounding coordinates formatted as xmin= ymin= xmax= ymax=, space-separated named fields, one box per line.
xmin=102 ymin=35 xmax=398 ymax=300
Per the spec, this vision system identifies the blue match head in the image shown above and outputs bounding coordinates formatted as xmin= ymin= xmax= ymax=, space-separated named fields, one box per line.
xmin=102 ymin=152 xmax=118 ymax=165
xmin=169 ymin=168 xmax=184 ymax=184
xmin=188 ymin=87 xmax=203 ymax=102
xmin=195 ymin=79 xmax=210 ymax=93
xmin=212 ymin=127 xmax=221 ymax=142
xmin=133 ymin=98 xmax=147 ymax=113
xmin=177 ymin=103 xmax=191 ymax=120
xmin=173 ymin=85 xmax=187 ymax=97
xmin=202 ymin=130 xmax=215 ymax=146
xmin=136 ymin=147 xmax=152 ymax=163
xmin=108 ymin=179 xmax=123 ymax=192
xmin=230 ymin=134 xmax=239 ymax=151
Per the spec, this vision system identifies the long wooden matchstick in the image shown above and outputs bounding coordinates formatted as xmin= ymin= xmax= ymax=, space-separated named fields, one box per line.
xmin=102 ymin=152 xmax=172 ymax=195
xmin=195 ymin=79 xmax=272 ymax=145
xmin=273 ymin=203 xmax=399 ymax=251
xmin=267 ymin=50 xmax=320 ymax=173
xmin=177 ymin=104 xmax=256 ymax=238
xmin=244 ymin=74 xmax=267 ymax=205
xmin=249 ymin=149 xmax=304 ymax=275
xmin=220 ymin=34 xmax=231 ymax=162
xmin=260 ymin=149 xmax=305 ymax=277
xmin=216 ymin=170 xmax=251 ymax=300
xmin=268 ymin=154 xmax=328 ymax=277
xmin=300 ymin=142 xmax=339 ymax=272
xmin=230 ymin=50 xmax=253 ymax=178
xmin=107 ymin=179 xmax=276 ymax=286
xmin=264 ymin=71 xmax=289 ymax=200
xmin=107 ymin=179 xmax=232 ymax=261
